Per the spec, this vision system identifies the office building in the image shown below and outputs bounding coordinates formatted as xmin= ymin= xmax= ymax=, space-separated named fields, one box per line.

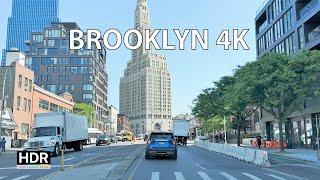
xmin=255 ymin=0 xmax=320 ymax=149
xmin=119 ymin=0 xmax=172 ymax=135
xmin=25 ymin=22 xmax=108 ymax=130
xmin=2 ymin=0 xmax=59 ymax=66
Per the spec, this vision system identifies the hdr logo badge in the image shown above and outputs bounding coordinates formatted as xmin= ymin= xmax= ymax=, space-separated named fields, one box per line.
xmin=17 ymin=151 xmax=51 ymax=169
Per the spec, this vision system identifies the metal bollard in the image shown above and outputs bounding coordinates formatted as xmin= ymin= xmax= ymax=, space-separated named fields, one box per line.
xmin=61 ymin=148 xmax=65 ymax=171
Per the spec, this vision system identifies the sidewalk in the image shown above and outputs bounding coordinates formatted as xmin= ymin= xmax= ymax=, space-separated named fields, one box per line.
xmin=245 ymin=145 xmax=320 ymax=163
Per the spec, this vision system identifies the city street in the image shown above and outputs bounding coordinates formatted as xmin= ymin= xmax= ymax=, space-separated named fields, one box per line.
xmin=124 ymin=145 xmax=320 ymax=180
xmin=0 ymin=142 xmax=144 ymax=180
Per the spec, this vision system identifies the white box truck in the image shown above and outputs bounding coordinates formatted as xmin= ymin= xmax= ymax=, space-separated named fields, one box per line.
xmin=24 ymin=112 xmax=88 ymax=156
xmin=173 ymin=120 xmax=189 ymax=145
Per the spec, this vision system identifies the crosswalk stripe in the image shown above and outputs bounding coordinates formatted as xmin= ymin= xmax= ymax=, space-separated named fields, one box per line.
xmin=0 ymin=177 xmax=7 ymax=180
xmin=174 ymin=172 xmax=186 ymax=180
xmin=151 ymin=172 xmax=159 ymax=180
xmin=11 ymin=175 xmax=30 ymax=180
xmin=220 ymin=172 xmax=238 ymax=180
xmin=242 ymin=173 xmax=262 ymax=180
xmin=197 ymin=172 xmax=212 ymax=180
xmin=266 ymin=174 xmax=286 ymax=180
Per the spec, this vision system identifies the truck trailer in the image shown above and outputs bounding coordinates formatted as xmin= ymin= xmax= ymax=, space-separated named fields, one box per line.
xmin=24 ymin=112 xmax=88 ymax=157
xmin=173 ymin=120 xmax=189 ymax=145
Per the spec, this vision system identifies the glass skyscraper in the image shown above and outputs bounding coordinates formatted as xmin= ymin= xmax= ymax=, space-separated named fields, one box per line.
xmin=2 ymin=0 xmax=59 ymax=65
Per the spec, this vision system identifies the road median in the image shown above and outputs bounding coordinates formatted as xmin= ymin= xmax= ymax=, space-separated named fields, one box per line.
xmin=106 ymin=145 xmax=145 ymax=180
xmin=194 ymin=140 xmax=271 ymax=167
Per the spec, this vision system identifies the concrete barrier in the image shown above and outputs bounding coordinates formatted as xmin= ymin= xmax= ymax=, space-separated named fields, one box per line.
xmin=194 ymin=140 xmax=270 ymax=167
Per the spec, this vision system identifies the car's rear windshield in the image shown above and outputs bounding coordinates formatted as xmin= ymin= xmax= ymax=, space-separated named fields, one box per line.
xmin=150 ymin=133 xmax=173 ymax=140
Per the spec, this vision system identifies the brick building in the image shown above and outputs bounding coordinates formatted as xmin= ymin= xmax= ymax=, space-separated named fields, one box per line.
xmin=117 ymin=114 xmax=131 ymax=132
xmin=0 ymin=50 xmax=74 ymax=140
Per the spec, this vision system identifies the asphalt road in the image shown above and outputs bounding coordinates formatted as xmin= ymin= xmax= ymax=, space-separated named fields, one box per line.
xmin=0 ymin=142 xmax=142 ymax=180
xmin=125 ymin=145 xmax=320 ymax=180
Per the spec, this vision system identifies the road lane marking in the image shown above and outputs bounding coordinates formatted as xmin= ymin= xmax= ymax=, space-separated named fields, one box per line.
xmin=196 ymin=163 xmax=206 ymax=170
xmin=11 ymin=175 xmax=30 ymax=180
xmin=197 ymin=172 xmax=212 ymax=180
xmin=151 ymin=172 xmax=160 ymax=180
xmin=64 ymin=157 xmax=76 ymax=161
xmin=0 ymin=167 xmax=16 ymax=170
xmin=127 ymin=153 xmax=144 ymax=180
xmin=219 ymin=172 xmax=238 ymax=180
xmin=174 ymin=172 xmax=185 ymax=180
xmin=265 ymin=174 xmax=286 ymax=180
xmin=37 ymin=146 xmax=122 ymax=180
xmin=0 ymin=176 xmax=7 ymax=179
xmin=242 ymin=173 xmax=262 ymax=180
xmin=263 ymin=168 xmax=308 ymax=180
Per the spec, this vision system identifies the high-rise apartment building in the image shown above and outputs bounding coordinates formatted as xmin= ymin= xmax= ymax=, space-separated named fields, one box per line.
xmin=2 ymin=0 xmax=59 ymax=66
xmin=120 ymin=0 xmax=172 ymax=135
xmin=25 ymin=22 xmax=109 ymax=130
xmin=255 ymin=0 xmax=320 ymax=149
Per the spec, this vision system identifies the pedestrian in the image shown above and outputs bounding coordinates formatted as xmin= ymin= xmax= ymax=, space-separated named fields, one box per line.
xmin=257 ymin=136 xmax=262 ymax=149
xmin=1 ymin=137 xmax=6 ymax=152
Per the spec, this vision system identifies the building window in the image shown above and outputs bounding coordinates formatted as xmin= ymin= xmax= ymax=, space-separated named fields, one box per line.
xmin=83 ymin=93 xmax=93 ymax=100
xmin=39 ymin=99 xmax=49 ymax=110
xmin=47 ymin=39 xmax=55 ymax=47
xmin=47 ymin=75 xmax=51 ymax=82
xmin=21 ymin=123 xmax=29 ymax=134
xmin=47 ymin=66 xmax=52 ymax=73
xmin=23 ymin=98 xmax=27 ymax=112
xmin=16 ymin=96 xmax=21 ymax=110
xmin=28 ymin=79 xmax=32 ymax=92
xmin=83 ymin=84 xmax=93 ymax=91
xmin=50 ymin=103 xmax=58 ymax=112
xmin=59 ymin=75 xmax=63 ymax=82
xmin=27 ymin=99 xmax=31 ymax=112
xmin=24 ymin=77 xmax=28 ymax=90
xmin=71 ymin=84 xmax=75 ymax=91
xmin=18 ymin=75 xmax=22 ymax=88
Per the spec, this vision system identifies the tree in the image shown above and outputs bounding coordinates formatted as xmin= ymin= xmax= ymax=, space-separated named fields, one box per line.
xmin=73 ymin=103 xmax=95 ymax=127
xmin=216 ymin=76 xmax=257 ymax=146
xmin=240 ymin=52 xmax=320 ymax=151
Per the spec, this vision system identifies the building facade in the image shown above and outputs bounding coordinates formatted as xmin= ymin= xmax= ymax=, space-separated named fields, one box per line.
xmin=0 ymin=51 xmax=74 ymax=140
xmin=119 ymin=0 xmax=172 ymax=135
xmin=2 ymin=0 xmax=59 ymax=66
xmin=107 ymin=105 xmax=118 ymax=134
xmin=25 ymin=22 xmax=109 ymax=130
xmin=255 ymin=0 xmax=320 ymax=149
xmin=117 ymin=114 xmax=131 ymax=132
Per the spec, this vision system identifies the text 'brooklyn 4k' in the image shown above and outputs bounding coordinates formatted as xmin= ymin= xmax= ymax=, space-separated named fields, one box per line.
xmin=69 ymin=29 xmax=209 ymax=51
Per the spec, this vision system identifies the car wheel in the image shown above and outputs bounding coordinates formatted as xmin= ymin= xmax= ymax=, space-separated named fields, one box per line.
xmin=96 ymin=143 xmax=99 ymax=146
xmin=172 ymin=150 xmax=177 ymax=160
xmin=52 ymin=144 xmax=60 ymax=157
xmin=145 ymin=152 xmax=150 ymax=159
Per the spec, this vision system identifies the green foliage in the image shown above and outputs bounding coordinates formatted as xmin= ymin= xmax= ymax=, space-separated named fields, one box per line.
xmin=192 ymin=51 xmax=320 ymax=149
xmin=73 ymin=103 xmax=95 ymax=126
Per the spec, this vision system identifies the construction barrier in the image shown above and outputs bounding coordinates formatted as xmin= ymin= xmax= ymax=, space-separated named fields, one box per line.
xmin=194 ymin=140 xmax=271 ymax=167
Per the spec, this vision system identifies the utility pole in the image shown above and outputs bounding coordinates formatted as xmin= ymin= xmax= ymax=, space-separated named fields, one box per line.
xmin=316 ymin=114 xmax=320 ymax=160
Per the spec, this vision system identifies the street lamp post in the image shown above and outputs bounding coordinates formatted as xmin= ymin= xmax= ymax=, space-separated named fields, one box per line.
xmin=224 ymin=115 xmax=227 ymax=144
xmin=0 ymin=68 xmax=9 ymax=136
xmin=316 ymin=114 xmax=320 ymax=160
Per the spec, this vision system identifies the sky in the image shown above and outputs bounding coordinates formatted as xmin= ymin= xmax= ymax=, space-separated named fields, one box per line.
xmin=0 ymin=0 xmax=265 ymax=116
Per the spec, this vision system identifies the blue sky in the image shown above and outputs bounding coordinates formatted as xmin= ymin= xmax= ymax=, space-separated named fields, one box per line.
xmin=0 ymin=0 xmax=265 ymax=115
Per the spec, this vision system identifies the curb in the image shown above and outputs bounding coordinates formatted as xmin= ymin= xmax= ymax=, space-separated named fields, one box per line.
xmin=105 ymin=145 xmax=145 ymax=180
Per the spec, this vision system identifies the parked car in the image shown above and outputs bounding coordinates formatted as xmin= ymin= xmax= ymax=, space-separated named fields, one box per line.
xmin=116 ymin=133 xmax=123 ymax=142
xmin=145 ymin=132 xmax=177 ymax=160
xmin=109 ymin=134 xmax=118 ymax=143
xmin=96 ymin=134 xmax=112 ymax=146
